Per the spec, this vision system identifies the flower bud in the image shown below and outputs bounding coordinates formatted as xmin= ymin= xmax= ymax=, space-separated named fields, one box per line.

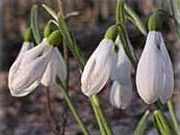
xmin=44 ymin=21 xmax=57 ymax=38
xmin=136 ymin=31 xmax=174 ymax=104
xmin=81 ymin=38 xmax=114 ymax=97
xmin=47 ymin=30 xmax=62 ymax=47
xmin=105 ymin=25 xmax=119 ymax=41
xmin=148 ymin=10 xmax=169 ymax=32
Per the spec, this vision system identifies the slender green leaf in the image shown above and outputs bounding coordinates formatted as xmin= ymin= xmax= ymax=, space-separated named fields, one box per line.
xmin=125 ymin=4 xmax=147 ymax=36
xmin=30 ymin=5 xmax=41 ymax=44
xmin=42 ymin=4 xmax=58 ymax=21
xmin=168 ymin=100 xmax=180 ymax=135
xmin=153 ymin=110 xmax=172 ymax=135
xmin=134 ymin=110 xmax=150 ymax=135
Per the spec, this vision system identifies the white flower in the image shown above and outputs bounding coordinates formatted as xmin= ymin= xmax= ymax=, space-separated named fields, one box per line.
xmin=8 ymin=39 xmax=67 ymax=97
xmin=136 ymin=31 xmax=174 ymax=104
xmin=9 ymin=39 xmax=53 ymax=97
xmin=110 ymin=37 xmax=133 ymax=109
xmin=81 ymin=38 xmax=114 ymax=97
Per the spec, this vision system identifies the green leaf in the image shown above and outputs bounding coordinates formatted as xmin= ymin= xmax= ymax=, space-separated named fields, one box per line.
xmin=30 ymin=5 xmax=41 ymax=44
xmin=125 ymin=4 xmax=147 ymax=35
xmin=134 ymin=110 xmax=150 ymax=135
xmin=167 ymin=100 xmax=180 ymax=135
xmin=42 ymin=4 xmax=58 ymax=21
xmin=153 ymin=110 xmax=172 ymax=135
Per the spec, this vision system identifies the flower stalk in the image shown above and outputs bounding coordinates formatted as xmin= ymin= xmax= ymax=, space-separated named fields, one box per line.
xmin=167 ymin=100 xmax=180 ymax=135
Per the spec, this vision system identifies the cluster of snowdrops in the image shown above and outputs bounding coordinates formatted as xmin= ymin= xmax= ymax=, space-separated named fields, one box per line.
xmin=7 ymin=1 xmax=180 ymax=135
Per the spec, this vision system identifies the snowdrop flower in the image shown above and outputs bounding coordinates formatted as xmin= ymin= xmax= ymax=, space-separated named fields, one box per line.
xmin=110 ymin=37 xmax=133 ymax=109
xmin=8 ymin=30 xmax=66 ymax=97
xmin=9 ymin=39 xmax=53 ymax=97
xmin=81 ymin=38 xmax=114 ymax=97
xmin=81 ymin=25 xmax=119 ymax=97
xmin=136 ymin=31 xmax=174 ymax=104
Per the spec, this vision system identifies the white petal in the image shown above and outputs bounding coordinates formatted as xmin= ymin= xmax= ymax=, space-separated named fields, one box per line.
xmin=40 ymin=48 xmax=57 ymax=86
xmin=41 ymin=48 xmax=67 ymax=86
xmin=136 ymin=32 xmax=164 ymax=104
xmin=111 ymin=37 xmax=132 ymax=84
xmin=8 ymin=42 xmax=34 ymax=91
xmin=110 ymin=80 xmax=132 ymax=109
xmin=54 ymin=48 xmax=67 ymax=82
xmin=9 ymin=40 xmax=53 ymax=97
xmin=157 ymin=33 xmax=174 ymax=103
xmin=81 ymin=38 xmax=114 ymax=97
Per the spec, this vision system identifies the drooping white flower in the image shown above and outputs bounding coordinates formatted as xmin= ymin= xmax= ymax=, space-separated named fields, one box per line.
xmin=136 ymin=31 xmax=174 ymax=104
xmin=81 ymin=38 xmax=114 ymax=97
xmin=9 ymin=29 xmax=65 ymax=97
xmin=110 ymin=37 xmax=133 ymax=109
xmin=9 ymin=39 xmax=53 ymax=97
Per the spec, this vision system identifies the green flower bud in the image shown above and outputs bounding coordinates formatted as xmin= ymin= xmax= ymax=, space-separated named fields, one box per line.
xmin=44 ymin=21 xmax=57 ymax=38
xmin=148 ymin=10 xmax=169 ymax=31
xmin=47 ymin=30 xmax=62 ymax=46
xmin=23 ymin=28 xmax=33 ymax=42
xmin=105 ymin=25 xmax=119 ymax=41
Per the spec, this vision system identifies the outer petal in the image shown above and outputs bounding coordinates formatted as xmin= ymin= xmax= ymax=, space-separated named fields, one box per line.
xmin=111 ymin=37 xmax=132 ymax=84
xmin=41 ymin=48 xmax=67 ymax=86
xmin=40 ymin=48 xmax=57 ymax=86
xmin=54 ymin=48 xmax=67 ymax=82
xmin=136 ymin=32 xmax=164 ymax=104
xmin=81 ymin=38 xmax=114 ymax=97
xmin=8 ymin=42 xmax=34 ymax=91
xmin=9 ymin=40 xmax=53 ymax=97
xmin=110 ymin=80 xmax=132 ymax=109
xmin=157 ymin=33 xmax=174 ymax=103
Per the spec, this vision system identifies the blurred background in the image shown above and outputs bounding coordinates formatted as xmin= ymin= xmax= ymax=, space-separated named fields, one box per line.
xmin=0 ymin=0 xmax=180 ymax=135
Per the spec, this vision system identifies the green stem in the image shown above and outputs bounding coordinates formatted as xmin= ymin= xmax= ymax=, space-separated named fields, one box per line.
xmin=91 ymin=96 xmax=113 ymax=135
xmin=57 ymin=83 xmax=89 ymax=135
xmin=167 ymin=99 xmax=180 ymax=135
xmin=90 ymin=97 xmax=107 ymax=135
xmin=116 ymin=0 xmax=125 ymax=24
